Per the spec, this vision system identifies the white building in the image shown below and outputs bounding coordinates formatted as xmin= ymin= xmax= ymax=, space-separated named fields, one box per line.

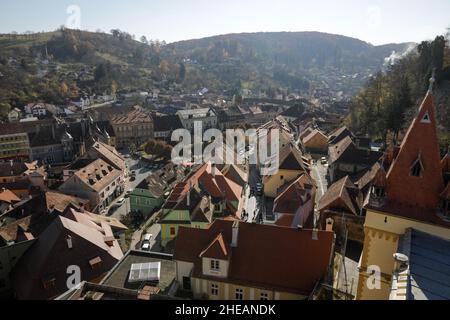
xmin=176 ymin=107 xmax=218 ymax=131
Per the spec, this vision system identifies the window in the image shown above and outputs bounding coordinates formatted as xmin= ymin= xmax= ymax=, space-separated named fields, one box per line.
xmin=260 ymin=292 xmax=269 ymax=300
xmin=372 ymin=186 xmax=385 ymax=198
xmin=421 ymin=112 xmax=431 ymax=123
xmin=170 ymin=227 xmax=176 ymax=236
xmin=89 ymin=256 xmax=102 ymax=270
xmin=235 ymin=288 xmax=243 ymax=300
xmin=182 ymin=277 xmax=191 ymax=290
xmin=410 ymin=158 xmax=423 ymax=177
xmin=211 ymin=283 xmax=219 ymax=296
xmin=42 ymin=275 xmax=56 ymax=290
xmin=210 ymin=260 xmax=220 ymax=272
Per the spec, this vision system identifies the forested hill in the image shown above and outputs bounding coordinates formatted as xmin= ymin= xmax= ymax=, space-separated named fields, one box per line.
xmin=345 ymin=35 xmax=450 ymax=151
xmin=164 ymin=32 xmax=413 ymax=94
xmin=0 ymin=29 xmax=412 ymax=116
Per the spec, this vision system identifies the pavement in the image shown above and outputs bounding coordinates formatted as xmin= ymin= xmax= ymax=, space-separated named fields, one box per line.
xmin=107 ymin=157 xmax=156 ymax=220
xmin=130 ymin=222 xmax=162 ymax=251
xmin=244 ymin=164 xmax=264 ymax=223
xmin=311 ymin=161 xmax=329 ymax=203
xmin=104 ymin=154 xmax=164 ymax=252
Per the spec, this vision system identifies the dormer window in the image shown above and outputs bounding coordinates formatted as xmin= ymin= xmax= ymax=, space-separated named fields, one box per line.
xmin=410 ymin=156 xmax=424 ymax=177
xmin=421 ymin=112 xmax=431 ymax=124
xmin=210 ymin=259 xmax=220 ymax=272
xmin=372 ymin=186 xmax=385 ymax=198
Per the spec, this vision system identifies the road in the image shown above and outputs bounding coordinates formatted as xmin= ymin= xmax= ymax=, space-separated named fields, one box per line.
xmin=244 ymin=164 xmax=264 ymax=223
xmin=108 ymin=157 xmax=155 ymax=220
xmin=106 ymin=155 xmax=165 ymax=251
xmin=130 ymin=222 xmax=162 ymax=251
xmin=311 ymin=161 xmax=328 ymax=203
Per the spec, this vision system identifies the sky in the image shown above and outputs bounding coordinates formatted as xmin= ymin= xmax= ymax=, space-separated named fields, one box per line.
xmin=0 ymin=0 xmax=449 ymax=45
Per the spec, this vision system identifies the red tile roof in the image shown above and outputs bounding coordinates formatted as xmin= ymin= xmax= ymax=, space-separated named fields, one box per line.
xmin=0 ymin=216 xmax=33 ymax=243
xmin=199 ymin=233 xmax=230 ymax=260
xmin=385 ymin=92 xmax=445 ymax=212
xmin=174 ymin=219 xmax=334 ymax=295
xmin=0 ymin=188 xmax=20 ymax=204
xmin=318 ymin=176 xmax=363 ymax=215
xmin=110 ymin=110 xmax=153 ymax=125
xmin=273 ymin=173 xmax=316 ymax=227
xmin=12 ymin=215 xmax=123 ymax=300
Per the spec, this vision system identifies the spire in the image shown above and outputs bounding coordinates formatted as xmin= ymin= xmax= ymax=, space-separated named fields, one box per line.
xmin=385 ymin=86 xmax=444 ymax=211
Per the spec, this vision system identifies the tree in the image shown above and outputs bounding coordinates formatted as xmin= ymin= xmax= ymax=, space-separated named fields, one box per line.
xmin=161 ymin=145 xmax=173 ymax=160
xmin=110 ymin=29 xmax=120 ymax=38
xmin=140 ymin=35 xmax=148 ymax=45
xmin=144 ymin=139 xmax=157 ymax=155
xmin=153 ymin=140 xmax=165 ymax=156
xmin=178 ymin=62 xmax=186 ymax=82
xmin=0 ymin=102 xmax=11 ymax=119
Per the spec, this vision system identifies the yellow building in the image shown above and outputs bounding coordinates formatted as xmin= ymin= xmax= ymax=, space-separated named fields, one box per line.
xmin=110 ymin=110 xmax=154 ymax=149
xmin=174 ymin=219 xmax=334 ymax=300
xmin=356 ymin=88 xmax=450 ymax=300
xmin=263 ymin=143 xmax=309 ymax=198
xmin=0 ymin=133 xmax=30 ymax=161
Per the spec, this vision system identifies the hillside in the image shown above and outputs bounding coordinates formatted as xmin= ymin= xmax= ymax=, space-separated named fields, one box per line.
xmin=0 ymin=29 xmax=412 ymax=115
xmin=0 ymin=29 xmax=179 ymax=112
xmin=165 ymin=32 xmax=413 ymax=95
xmin=346 ymin=35 xmax=450 ymax=151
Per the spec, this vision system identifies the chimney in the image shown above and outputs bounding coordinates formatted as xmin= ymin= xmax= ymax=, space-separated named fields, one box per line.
xmin=231 ymin=220 xmax=239 ymax=247
xmin=326 ymin=218 xmax=334 ymax=232
xmin=187 ymin=181 xmax=192 ymax=207
xmin=211 ymin=163 xmax=216 ymax=178
xmin=67 ymin=235 xmax=73 ymax=249
xmin=312 ymin=228 xmax=319 ymax=240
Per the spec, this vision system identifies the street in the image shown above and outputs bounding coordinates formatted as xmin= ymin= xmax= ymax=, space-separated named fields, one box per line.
xmin=107 ymin=156 xmax=155 ymax=220
xmin=106 ymin=155 xmax=164 ymax=251
xmin=311 ymin=161 xmax=328 ymax=203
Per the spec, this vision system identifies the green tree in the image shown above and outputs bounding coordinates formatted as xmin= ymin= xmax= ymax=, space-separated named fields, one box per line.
xmin=140 ymin=35 xmax=148 ymax=44
xmin=178 ymin=62 xmax=186 ymax=82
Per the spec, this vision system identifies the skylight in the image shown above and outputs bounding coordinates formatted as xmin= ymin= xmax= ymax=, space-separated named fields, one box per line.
xmin=128 ymin=262 xmax=161 ymax=283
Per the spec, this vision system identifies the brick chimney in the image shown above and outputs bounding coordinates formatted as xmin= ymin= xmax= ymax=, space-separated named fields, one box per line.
xmin=231 ymin=220 xmax=239 ymax=247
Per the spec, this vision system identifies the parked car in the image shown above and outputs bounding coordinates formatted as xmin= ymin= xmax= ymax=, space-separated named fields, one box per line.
xmin=321 ymin=157 xmax=328 ymax=165
xmin=143 ymin=233 xmax=153 ymax=242
xmin=116 ymin=198 xmax=125 ymax=206
xmin=125 ymin=189 xmax=133 ymax=198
